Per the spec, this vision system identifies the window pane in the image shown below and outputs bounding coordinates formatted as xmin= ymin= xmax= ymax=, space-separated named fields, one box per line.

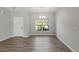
xmin=35 ymin=20 xmax=49 ymax=31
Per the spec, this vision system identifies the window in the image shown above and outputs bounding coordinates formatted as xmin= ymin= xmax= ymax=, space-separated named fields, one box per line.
xmin=35 ymin=19 xmax=49 ymax=31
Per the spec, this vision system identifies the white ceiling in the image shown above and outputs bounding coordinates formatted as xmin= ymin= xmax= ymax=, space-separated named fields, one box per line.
xmin=5 ymin=7 xmax=59 ymax=13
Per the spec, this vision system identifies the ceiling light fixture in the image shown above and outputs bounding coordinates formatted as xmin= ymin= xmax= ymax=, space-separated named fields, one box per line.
xmin=39 ymin=16 xmax=46 ymax=19
xmin=42 ymin=16 xmax=46 ymax=18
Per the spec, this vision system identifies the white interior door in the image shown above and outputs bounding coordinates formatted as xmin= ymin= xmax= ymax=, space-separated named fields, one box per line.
xmin=13 ymin=17 xmax=24 ymax=36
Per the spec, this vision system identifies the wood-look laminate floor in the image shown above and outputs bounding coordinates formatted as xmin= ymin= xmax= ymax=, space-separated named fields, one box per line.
xmin=0 ymin=35 xmax=71 ymax=52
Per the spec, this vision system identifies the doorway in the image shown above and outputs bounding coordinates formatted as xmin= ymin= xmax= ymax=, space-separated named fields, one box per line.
xmin=13 ymin=17 xmax=24 ymax=36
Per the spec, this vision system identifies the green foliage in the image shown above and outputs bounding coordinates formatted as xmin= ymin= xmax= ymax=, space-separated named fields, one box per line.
xmin=36 ymin=20 xmax=48 ymax=31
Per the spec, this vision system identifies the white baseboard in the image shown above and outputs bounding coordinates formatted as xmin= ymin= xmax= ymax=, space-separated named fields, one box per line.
xmin=11 ymin=35 xmax=30 ymax=38
xmin=56 ymin=35 xmax=76 ymax=52
xmin=23 ymin=35 xmax=30 ymax=37
xmin=30 ymin=34 xmax=56 ymax=36
xmin=0 ymin=36 xmax=11 ymax=42
xmin=0 ymin=35 xmax=30 ymax=42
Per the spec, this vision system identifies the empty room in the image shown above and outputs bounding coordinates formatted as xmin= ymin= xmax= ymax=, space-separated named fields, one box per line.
xmin=0 ymin=7 xmax=79 ymax=52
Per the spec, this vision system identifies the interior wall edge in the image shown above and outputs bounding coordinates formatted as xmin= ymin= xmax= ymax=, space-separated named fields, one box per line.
xmin=0 ymin=35 xmax=30 ymax=42
xmin=11 ymin=35 xmax=30 ymax=38
xmin=56 ymin=34 xmax=76 ymax=52
xmin=0 ymin=36 xmax=11 ymax=42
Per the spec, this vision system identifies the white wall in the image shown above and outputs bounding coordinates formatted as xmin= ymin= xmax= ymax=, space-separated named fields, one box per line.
xmin=12 ymin=11 xmax=56 ymax=36
xmin=24 ymin=12 xmax=30 ymax=37
xmin=56 ymin=7 xmax=79 ymax=52
xmin=13 ymin=11 xmax=30 ymax=37
xmin=30 ymin=12 xmax=56 ymax=35
xmin=0 ymin=8 xmax=12 ymax=41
